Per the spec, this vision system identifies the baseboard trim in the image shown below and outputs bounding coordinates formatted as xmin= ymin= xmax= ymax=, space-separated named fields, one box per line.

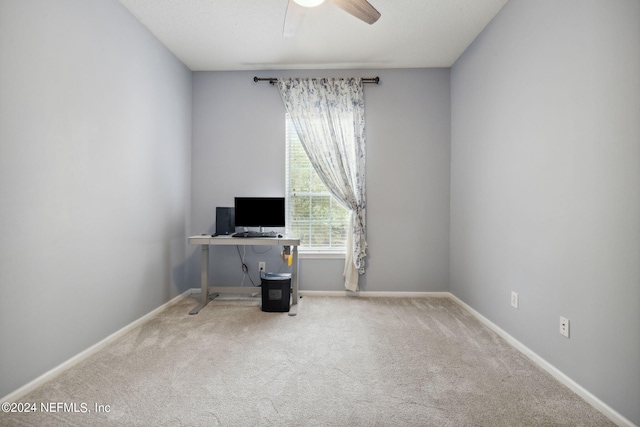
xmin=299 ymin=290 xmax=451 ymax=298
xmin=448 ymin=293 xmax=635 ymax=427
xmin=0 ymin=289 xmax=193 ymax=405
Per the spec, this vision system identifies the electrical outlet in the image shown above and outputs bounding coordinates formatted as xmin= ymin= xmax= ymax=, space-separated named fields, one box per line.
xmin=511 ymin=291 xmax=519 ymax=309
xmin=258 ymin=262 xmax=266 ymax=274
xmin=559 ymin=316 xmax=570 ymax=338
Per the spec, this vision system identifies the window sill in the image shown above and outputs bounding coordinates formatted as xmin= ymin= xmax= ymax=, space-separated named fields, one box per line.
xmin=299 ymin=251 xmax=346 ymax=260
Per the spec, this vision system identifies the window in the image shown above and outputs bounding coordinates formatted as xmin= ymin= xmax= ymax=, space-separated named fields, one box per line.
xmin=285 ymin=115 xmax=350 ymax=251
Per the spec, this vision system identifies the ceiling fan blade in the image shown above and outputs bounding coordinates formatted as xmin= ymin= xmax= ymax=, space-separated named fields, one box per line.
xmin=283 ymin=0 xmax=307 ymax=37
xmin=330 ymin=0 xmax=381 ymax=25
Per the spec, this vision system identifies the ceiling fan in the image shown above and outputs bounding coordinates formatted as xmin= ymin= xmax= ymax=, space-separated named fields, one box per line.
xmin=283 ymin=0 xmax=381 ymax=37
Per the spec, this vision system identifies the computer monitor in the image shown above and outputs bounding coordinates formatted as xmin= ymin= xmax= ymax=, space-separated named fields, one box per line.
xmin=234 ymin=197 xmax=285 ymax=230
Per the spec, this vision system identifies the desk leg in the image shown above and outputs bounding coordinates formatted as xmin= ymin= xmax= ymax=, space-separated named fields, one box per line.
xmin=289 ymin=244 xmax=299 ymax=316
xmin=189 ymin=245 xmax=210 ymax=315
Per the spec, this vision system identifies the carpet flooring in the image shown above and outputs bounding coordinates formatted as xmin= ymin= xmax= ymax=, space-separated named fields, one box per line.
xmin=0 ymin=295 xmax=615 ymax=426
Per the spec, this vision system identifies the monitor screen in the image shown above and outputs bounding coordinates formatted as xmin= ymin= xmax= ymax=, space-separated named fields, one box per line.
xmin=234 ymin=197 xmax=285 ymax=228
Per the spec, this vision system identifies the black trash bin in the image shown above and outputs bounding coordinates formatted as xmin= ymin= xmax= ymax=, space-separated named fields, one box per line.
xmin=261 ymin=273 xmax=291 ymax=312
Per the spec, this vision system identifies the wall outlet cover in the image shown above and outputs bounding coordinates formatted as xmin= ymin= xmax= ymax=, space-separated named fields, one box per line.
xmin=560 ymin=316 xmax=570 ymax=338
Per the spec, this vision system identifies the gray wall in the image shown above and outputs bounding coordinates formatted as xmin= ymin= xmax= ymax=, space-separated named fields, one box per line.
xmin=190 ymin=69 xmax=451 ymax=292
xmin=5 ymin=0 xmax=635 ymax=423
xmin=450 ymin=0 xmax=639 ymax=424
xmin=0 ymin=0 xmax=192 ymax=398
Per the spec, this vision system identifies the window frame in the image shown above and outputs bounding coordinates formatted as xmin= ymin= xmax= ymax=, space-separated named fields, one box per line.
xmin=285 ymin=114 xmax=348 ymax=255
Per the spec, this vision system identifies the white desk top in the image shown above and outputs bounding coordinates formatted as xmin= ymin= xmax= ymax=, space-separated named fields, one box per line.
xmin=188 ymin=235 xmax=300 ymax=246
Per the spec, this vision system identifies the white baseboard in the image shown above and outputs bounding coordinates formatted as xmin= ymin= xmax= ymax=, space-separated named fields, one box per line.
xmin=0 ymin=289 xmax=193 ymax=405
xmin=299 ymin=290 xmax=451 ymax=298
xmin=448 ymin=294 xmax=635 ymax=427
xmin=187 ymin=289 xmax=451 ymax=298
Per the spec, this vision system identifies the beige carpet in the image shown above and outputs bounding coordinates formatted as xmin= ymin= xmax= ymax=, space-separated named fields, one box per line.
xmin=1 ymin=295 xmax=614 ymax=426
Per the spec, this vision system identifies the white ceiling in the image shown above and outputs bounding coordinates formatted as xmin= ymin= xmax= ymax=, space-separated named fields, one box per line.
xmin=118 ymin=0 xmax=508 ymax=71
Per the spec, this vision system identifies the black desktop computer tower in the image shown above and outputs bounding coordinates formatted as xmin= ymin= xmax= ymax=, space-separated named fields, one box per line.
xmin=215 ymin=207 xmax=235 ymax=236
xmin=261 ymin=273 xmax=291 ymax=312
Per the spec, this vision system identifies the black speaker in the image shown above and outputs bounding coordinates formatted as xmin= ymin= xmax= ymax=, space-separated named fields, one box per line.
xmin=215 ymin=207 xmax=235 ymax=236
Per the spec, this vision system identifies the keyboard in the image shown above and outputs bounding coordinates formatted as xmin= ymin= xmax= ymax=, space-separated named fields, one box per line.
xmin=232 ymin=231 xmax=278 ymax=238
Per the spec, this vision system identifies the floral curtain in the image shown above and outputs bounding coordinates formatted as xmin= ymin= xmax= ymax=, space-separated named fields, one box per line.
xmin=276 ymin=78 xmax=367 ymax=291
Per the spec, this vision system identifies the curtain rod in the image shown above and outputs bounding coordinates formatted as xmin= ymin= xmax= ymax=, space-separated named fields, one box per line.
xmin=253 ymin=76 xmax=380 ymax=85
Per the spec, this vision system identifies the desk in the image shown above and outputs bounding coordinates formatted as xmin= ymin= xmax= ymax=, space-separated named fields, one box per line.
xmin=188 ymin=235 xmax=300 ymax=316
